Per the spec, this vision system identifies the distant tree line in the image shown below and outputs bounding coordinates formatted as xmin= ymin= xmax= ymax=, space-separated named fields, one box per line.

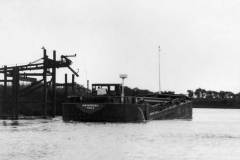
xmin=187 ymin=88 xmax=240 ymax=108
xmin=187 ymin=88 xmax=235 ymax=99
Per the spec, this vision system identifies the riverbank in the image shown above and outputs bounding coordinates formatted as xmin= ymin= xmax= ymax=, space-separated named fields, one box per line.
xmin=193 ymin=104 xmax=240 ymax=109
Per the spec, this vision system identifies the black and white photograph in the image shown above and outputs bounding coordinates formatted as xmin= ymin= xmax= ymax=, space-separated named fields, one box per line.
xmin=0 ymin=0 xmax=240 ymax=160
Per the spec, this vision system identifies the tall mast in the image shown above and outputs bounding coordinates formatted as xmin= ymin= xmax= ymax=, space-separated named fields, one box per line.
xmin=158 ymin=46 xmax=161 ymax=94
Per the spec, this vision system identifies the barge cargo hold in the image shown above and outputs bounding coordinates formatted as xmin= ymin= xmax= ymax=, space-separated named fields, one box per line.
xmin=62 ymin=83 xmax=192 ymax=122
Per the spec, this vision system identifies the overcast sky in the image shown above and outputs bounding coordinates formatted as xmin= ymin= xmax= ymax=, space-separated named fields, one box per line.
xmin=1 ymin=0 xmax=240 ymax=93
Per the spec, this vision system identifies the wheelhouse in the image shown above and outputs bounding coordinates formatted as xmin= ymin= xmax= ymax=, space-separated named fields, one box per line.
xmin=92 ymin=83 xmax=122 ymax=96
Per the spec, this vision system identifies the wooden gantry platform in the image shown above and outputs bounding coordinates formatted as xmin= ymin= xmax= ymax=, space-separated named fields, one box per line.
xmin=0 ymin=47 xmax=79 ymax=119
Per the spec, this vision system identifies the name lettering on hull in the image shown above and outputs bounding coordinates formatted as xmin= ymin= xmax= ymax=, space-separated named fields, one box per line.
xmin=77 ymin=104 xmax=103 ymax=114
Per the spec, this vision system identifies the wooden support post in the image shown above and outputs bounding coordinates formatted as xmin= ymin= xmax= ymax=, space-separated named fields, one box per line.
xmin=15 ymin=67 xmax=19 ymax=120
xmin=12 ymin=70 xmax=14 ymax=119
xmin=12 ymin=67 xmax=19 ymax=120
xmin=42 ymin=48 xmax=48 ymax=118
xmin=52 ymin=50 xmax=56 ymax=117
xmin=72 ymin=74 xmax=75 ymax=94
xmin=4 ymin=66 xmax=7 ymax=92
xmin=1 ymin=66 xmax=7 ymax=117
xmin=64 ymin=74 xmax=68 ymax=99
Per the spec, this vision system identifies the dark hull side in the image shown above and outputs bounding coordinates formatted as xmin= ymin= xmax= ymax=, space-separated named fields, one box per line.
xmin=62 ymin=102 xmax=192 ymax=122
xmin=148 ymin=102 xmax=192 ymax=120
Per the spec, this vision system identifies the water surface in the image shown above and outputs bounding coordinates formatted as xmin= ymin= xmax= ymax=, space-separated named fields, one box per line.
xmin=1 ymin=108 xmax=240 ymax=160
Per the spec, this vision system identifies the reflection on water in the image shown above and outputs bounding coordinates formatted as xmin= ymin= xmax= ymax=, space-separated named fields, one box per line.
xmin=1 ymin=109 xmax=240 ymax=160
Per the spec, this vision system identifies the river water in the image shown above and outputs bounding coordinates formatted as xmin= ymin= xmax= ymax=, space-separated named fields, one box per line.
xmin=0 ymin=108 xmax=240 ymax=160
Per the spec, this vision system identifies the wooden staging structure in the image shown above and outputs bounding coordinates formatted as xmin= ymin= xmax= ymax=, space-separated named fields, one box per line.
xmin=0 ymin=47 xmax=79 ymax=119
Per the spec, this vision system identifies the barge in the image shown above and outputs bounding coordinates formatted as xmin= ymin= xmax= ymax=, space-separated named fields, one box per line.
xmin=62 ymin=83 xmax=192 ymax=122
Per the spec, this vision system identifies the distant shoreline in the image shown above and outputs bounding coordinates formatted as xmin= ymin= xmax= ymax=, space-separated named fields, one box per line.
xmin=193 ymin=104 xmax=240 ymax=109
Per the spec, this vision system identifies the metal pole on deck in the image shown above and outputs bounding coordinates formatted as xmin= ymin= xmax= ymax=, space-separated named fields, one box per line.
xmin=120 ymin=74 xmax=127 ymax=104
xmin=87 ymin=80 xmax=89 ymax=90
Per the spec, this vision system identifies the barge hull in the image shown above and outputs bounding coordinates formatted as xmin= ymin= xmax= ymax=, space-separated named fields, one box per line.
xmin=62 ymin=102 xmax=192 ymax=122
xmin=62 ymin=103 xmax=147 ymax=122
